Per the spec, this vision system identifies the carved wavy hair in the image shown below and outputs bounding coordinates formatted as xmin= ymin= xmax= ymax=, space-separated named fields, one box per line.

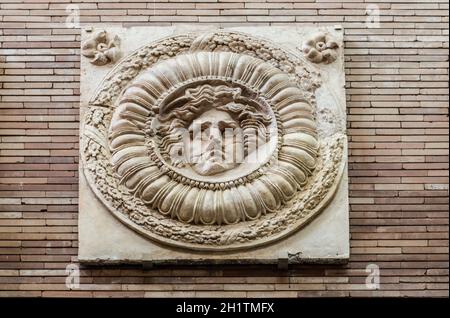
xmin=156 ymin=84 xmax=272 ymax=166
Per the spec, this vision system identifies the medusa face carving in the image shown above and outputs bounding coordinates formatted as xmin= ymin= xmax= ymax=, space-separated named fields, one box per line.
xmin=156 ymin=84 xmax=273 ymax=178
xmin=187 ymin=108 xmax=242 ymax=176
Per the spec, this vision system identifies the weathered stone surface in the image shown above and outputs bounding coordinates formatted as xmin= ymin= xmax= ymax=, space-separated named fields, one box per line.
xmin=79 ymin=25 xmax=349 ymax=264
xmin=81 ymin=29 xmax=121 ymax=66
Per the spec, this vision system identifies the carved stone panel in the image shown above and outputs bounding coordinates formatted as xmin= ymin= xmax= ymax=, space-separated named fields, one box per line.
xmin=79 ymin=26 xmax=349 ymax=264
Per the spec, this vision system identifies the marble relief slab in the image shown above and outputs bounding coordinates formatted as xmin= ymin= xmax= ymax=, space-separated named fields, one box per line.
xmin=79 ymin=26 xmax=349 ymax=264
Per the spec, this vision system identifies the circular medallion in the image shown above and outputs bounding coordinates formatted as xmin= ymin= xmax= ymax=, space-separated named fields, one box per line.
xmin=81 ymin=31 xmax=345 ymax=251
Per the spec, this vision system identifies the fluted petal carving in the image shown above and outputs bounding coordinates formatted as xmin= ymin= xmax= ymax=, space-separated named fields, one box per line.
xmin=107 ymin=51 xmax=319 ymax=225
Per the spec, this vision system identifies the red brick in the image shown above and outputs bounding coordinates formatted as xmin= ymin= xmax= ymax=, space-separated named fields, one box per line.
xmin=0 ymin=1 xmax=448 ymax=298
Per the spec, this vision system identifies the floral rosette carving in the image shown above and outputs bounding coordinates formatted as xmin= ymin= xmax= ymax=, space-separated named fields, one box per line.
xmin=81 ymin=30 xmax=121 ymax=66
xmin=81 ymin=30 xmax=346 ymax=251
xmin=302 ymin=32 xmax=339 ymax=64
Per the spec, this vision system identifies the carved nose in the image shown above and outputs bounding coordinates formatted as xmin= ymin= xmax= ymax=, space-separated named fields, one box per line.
xmin=205 ymin=126 xmax=223 ymax=156
xmin=208 ymin=125 xmax=222 ymax=143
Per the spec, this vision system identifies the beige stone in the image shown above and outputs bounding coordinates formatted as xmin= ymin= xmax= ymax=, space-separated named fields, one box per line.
xmin=79 ymin=25 xmax=349 ymax=264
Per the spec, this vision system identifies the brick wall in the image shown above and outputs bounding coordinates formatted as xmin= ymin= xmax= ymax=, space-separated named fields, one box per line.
xmin=0 ymin=0 xmax=448 ymax=297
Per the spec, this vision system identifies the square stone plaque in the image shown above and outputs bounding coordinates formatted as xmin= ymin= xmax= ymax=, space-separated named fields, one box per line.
xmin=79 ymin=25 xmax=349 ymax=265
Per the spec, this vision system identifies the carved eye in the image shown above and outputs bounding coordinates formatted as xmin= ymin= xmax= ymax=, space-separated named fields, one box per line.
xmin=188 ymin=129 xmax=204 ymax=140
xmin=201 ymin=128 xmax=212 ymax=140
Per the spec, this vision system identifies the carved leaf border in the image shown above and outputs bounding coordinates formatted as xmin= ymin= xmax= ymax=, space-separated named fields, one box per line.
xmin=89 ymin=31 xmax=321 ymax=107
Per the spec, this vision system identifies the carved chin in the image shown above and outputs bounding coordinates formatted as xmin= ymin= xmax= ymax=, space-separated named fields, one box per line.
xmin=193 ymin=161 xmax=236 ymax=176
